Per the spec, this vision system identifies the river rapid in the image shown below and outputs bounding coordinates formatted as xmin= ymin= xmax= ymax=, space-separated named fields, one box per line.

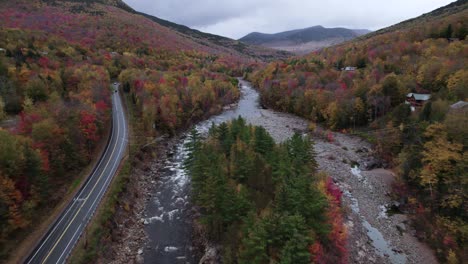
xmin=139 ymin=79 xmax=437 ymax=264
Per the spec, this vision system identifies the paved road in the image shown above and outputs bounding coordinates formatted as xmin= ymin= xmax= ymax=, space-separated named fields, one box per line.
xmin=25 ymin=84 xmax=128 ymax=264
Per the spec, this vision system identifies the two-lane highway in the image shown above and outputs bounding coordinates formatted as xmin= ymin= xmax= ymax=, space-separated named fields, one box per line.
xmin=25 ymin=85 xmax=128 ymax=264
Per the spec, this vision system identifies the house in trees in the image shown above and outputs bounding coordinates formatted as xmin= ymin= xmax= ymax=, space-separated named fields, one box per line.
xmin=406 ymin=93 xmax=431 ymax=110
xmin=342 ymin=66 xmax=357 ymax=71
xmin=450 ymin=101 xmax=468 ymax=114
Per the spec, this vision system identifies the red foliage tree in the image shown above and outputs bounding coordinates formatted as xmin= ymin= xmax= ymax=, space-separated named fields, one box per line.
xmin=79 ymin=110 xmax=99 ymax=142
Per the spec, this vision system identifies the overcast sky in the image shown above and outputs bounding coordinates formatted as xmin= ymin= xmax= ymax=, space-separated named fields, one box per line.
xmin=123 ymin=0 xmax=455 ymax=39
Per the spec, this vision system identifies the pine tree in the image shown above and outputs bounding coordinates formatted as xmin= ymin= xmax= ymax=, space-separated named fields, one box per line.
xmin=287 ymin=133 xmax=317 ymax=173
xmin=184 ymin=128 xmax=201 ymax=171
xmin=217 ymin=122 xmax=232 ymax=156
xmin=239 ymin=221 xmax=268 ymax=264
xmin=229 ymin=139 xmax=255 ymax=182
xmin=253 ymin=126 xmax=274 ymax=156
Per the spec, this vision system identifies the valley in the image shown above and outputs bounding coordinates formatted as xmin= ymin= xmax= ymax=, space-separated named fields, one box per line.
xmin=0 ymin=0 xmax=466 ymax=263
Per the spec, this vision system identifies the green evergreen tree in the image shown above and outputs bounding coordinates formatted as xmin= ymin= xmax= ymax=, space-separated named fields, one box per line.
xmin=279 ymin=232 xmax=311 ymax=264
xmin=184 ymin=128 xmax=201 ymax=171
xmin=287 ymin=133 xmax=317 ymax=173
xmin=217 ymin=122 xmax=232 ymax=156
xmin=445 ymin=24 xmax=453 ymax=39
xmin=229 ymin=139 xmax=255 ymax=182
xmin=419 ymin=101 xmax=432 ymax=121
xmin=253 ymin=126 xmax=274 ymax=156
xmin=239 ymin=221 xmax=268 ymax=264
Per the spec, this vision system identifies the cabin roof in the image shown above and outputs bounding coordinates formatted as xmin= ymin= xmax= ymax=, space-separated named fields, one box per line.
xmin=450 ymin=101 xmax=468 ymax=109
xmin=407 ymin=93 xmax=431 ymax=101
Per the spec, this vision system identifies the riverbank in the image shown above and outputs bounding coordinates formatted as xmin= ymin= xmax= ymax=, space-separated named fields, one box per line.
xmin=312 ymin=132 xmax=437 ymax=264
xmin=94 ymin=136 xmax=180 ymax=264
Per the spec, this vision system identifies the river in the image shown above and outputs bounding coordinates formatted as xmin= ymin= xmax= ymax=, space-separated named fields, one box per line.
xmin=141 ymin=79 xmax=437 ymax=264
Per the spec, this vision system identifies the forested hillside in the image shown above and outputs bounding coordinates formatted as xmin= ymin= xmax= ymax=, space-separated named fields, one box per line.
xmin=1 ymin=0 xmax=219 ymax=54
xmin=117 ymin=54 xmax=242 ymax=134
xmin=1 ymin=0 xmax=287 ymax=61
xmin=250 ymin=6 xmax=466 ymax=130
xmin=0 ymin=28 xmax=112 ymax=259
xmin=186 ymin=118 xmax=347 ymax=263
xmin=248 ymin=1 xmax=467 ymax=262
xmin=0 ymin=0 xmax=266 ymax=261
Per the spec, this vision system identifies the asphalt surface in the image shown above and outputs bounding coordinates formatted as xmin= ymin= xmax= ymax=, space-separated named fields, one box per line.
xmin=25 ymin=84 xmax=128 ymax=264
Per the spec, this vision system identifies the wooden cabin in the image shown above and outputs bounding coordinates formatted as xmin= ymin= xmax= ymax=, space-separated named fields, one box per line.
xmin=406 ymin=93 xmax=431 ymax=109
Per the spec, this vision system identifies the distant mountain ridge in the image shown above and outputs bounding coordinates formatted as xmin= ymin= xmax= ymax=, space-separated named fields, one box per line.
xmin=239 ymin=26 xmax=371 ymax=54
xmin=240 ymin=26 xmax=369 ymax=44
xmin=135 ymin=11 xmax=292 ymax=60
xmin=352 ymin=29 xmax=373 ymax=35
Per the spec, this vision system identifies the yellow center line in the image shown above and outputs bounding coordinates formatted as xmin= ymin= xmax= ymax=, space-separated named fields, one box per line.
xmin=41 ymin=96 xmax=122 ymax=263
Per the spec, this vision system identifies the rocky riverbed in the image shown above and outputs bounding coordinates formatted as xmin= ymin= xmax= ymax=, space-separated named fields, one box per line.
xmin=99 ymin=80 xmax=437 ymax=264
xmin=96 ymin=137 xmax=179 ymax=264
xmin=313 ymin=132 xmax=437 ymax=264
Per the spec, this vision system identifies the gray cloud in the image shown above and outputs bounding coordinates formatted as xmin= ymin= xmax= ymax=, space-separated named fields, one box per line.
xmin=124 ymin=0 xmax=270 ymax=27
xmin=124 ymin=0 xmax=455 ymax=39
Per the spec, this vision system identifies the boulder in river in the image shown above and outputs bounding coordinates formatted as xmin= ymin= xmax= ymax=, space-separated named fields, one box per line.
xmin=361 ymin=157 xmax=383 ymax=170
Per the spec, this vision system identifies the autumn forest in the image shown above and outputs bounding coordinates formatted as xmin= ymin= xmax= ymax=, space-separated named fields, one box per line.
xmin=0 ymin=0 xmax=466 ymax=263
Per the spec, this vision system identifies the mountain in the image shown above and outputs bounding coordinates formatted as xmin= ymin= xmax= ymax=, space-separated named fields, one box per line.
xmin=135 ymin=12 xmax=292 ymax=60
xmin=5 ymin=0 xmax=289 ymax=61
xmin=358 ymin=0 xmax=467 ymax=40
xmin=239 ymin=26 xmax=371 ymax=54
xmin=352 ymin=29 xmax=372 ymax=35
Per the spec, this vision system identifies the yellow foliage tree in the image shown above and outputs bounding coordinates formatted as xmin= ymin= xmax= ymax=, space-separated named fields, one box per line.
xmin=0 ymin=175 xmax=28 ymax=231
xmin=420 ymin=123 xmax=463 ymax=201
xmin=447 ymin=69 xmax=468 ymax=100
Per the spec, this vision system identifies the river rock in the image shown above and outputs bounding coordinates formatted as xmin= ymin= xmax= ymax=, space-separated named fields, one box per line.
xmin=199 ymin=246 xmax=219 ymax=264
xmin=361 ymin=157 xmax=383 ymax=170
xmin=396 ymin=223 xmax=406 ymax=233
